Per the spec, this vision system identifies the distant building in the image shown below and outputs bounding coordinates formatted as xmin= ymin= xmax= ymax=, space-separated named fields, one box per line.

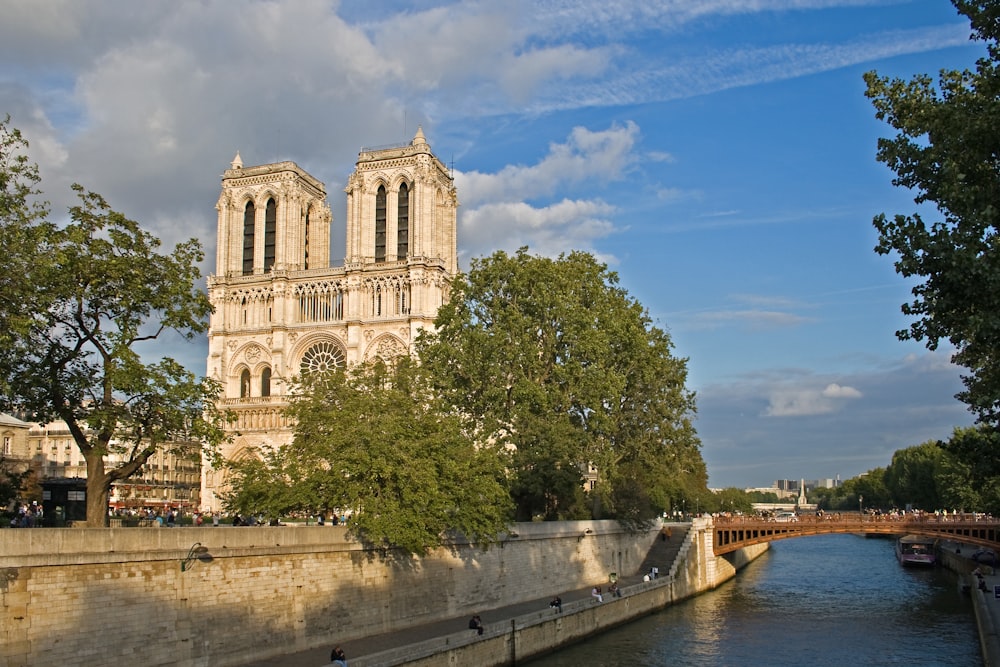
xmin=0 ymin=412 xmax=32 ymax=477
xmin=23 ymin=420 xmax=200 ymax=512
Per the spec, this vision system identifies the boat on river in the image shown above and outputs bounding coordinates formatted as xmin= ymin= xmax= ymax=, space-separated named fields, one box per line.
xmin=896 ymin=535 xmax=937 ymax=567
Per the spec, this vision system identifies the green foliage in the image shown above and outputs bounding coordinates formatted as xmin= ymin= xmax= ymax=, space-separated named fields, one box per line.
xmin=0 ymin=456 xmax=25 ymax=517
xmin=219 ymin=446 xmax=293 ymax=521
xmin=0 ymin=117 xmax=225 ymax=526
xmin=884 ymin=442 xmax=946 ymax=510
xmin=416 ymin=248 xmax=703 ymax=525
xmin=938 ymin=425 xmax=1000 ymax=513
xmin=713 ymin=487 xmax=756 ymax=515
xmin=745 ymin=490 xmax=781 ymax=504
xmin=231 ymin=358 xmax=513 ymax=554
xmin=865 ymin=1 xmax=1000 ymax=422
xmin=817 ymin=469 xmax=891 ymax=511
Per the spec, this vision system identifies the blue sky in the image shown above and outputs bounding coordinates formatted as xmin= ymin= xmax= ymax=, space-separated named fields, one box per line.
xmin=0 ymin=0 xmax=983 ymax=488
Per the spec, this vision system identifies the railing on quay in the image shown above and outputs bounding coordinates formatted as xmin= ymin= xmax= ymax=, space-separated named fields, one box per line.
xmin=712 ymin=512 xmax=1000 ymax=555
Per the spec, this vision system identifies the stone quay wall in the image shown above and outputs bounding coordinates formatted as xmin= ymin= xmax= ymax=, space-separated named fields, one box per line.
xmin=348 ymin=517 xmax=768 ymax=667
xmin=1 ymin=520 xmax=669 ymax=667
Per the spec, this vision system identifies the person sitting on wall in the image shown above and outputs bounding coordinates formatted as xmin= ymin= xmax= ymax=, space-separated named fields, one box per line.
xmin=469 ymin=614 xmax=484 ymax=635
xmin=609 ymin=581 xmax=622 ymax=598
xmin=591 ymin=586 xmax=603 ymax=603
xmin=330 ymin=644 xmax=347 ymax=666
xmin=549 ymin=596 xmax=563 ymax=613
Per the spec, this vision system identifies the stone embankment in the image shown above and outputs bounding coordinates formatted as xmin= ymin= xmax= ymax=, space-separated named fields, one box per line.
xmin=291 ymin=519 xmax=766 ymax=667
xmin=939 ymin=542 xmax=1000 ymax=666
xmin=0 ymin=518 xmax=766 ymax=667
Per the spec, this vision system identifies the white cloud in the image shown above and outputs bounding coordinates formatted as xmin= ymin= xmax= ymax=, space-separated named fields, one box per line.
xmin=686 ymin=310 xmax=814 ymax=331
xmin=461 ymin=198 xmax=617 ymax=260
xmin=457 ymin=122 xmax=640 ymax=206
xmin=764 ymin=382 xmax=862 ymax=417
xmin=453 ymin=123 xmax=641 ymax=259
xmin=822 ymin=382 xmax=862 ymax=399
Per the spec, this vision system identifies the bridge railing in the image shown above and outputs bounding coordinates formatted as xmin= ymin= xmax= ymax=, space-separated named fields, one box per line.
xmin=711 ymin=512 xmax=1000 ymax=555
xmin=713 ymin=512 xmax=995 ymax=526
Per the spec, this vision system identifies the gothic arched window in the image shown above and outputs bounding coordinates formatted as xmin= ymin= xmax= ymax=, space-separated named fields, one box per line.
xmin=375 ymin=185 xmax=386 ymax=263
xmin=304 ymin=206 xmax=311 ymax=269
xmin=242 ymin=201 xmax=255 ymax=275
xmin=239 ymin=369 xmax=251 ymax=398
xmin=261 ymin=367 xmax=271 ymax=397
xmin=264 ymin=198 xmax=277 ymax=272
xmin=397 ymin=182 xmax=409 ymax=260
xmin=301 ymin=341 xmax=346 ymax=376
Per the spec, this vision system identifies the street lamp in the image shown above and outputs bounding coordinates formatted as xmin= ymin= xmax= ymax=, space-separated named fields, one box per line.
xmin=859 ymin=495 xmax=864 ymax=517
xmin=181 ymin=542 xmax=211 ymax=572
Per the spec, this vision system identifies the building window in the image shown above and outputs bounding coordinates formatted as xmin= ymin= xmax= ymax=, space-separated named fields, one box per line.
xmin=242 ymin=201 xmax=255 ymax=275
xmin=264 ymin=198 xmax=277 ymax=272
xmin=397 ymin=182 xmax=409 ymax=260
xmin=240 ymin=369 xmax=251 ymax=398
xmin=301 ymin=341 xmax=346 ymax=376
xmin=304 ymin=207 xmax=311 ymax=269
xmin=375 ymin=185 xmax=386 ymax=263
xmin=261 ymin=367 xmax=271 ymax=397
xmin=2 ymin=435 xmax=10 ymax=455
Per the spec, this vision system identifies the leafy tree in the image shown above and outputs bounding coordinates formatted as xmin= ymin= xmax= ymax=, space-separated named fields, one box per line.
xmin=938 ymin=425 xmax=1000 ymax=512
xmin=0 ymin=456 xmax=24 ymax=517
xmin=219 ymin=446 xmax=293 ymax=522
xmin=417 ymin=248 xmax=702 ymax=525
xmin=884 ymin=442 xmax=946 ymax=510
xmin=839 ymin=468 xmax=891 ymax=511
xmin=745 ymin=490 xmax=780 ymax=504
xmin=865 ymin=1 xmax=1000 ymax=421
xmin=270 ymin=358 xmax=512 ymax=554
xmin=713 ymin=487 xmax=755 ymax=515
xmin=0 ymin=118 xmax=225 ymax=526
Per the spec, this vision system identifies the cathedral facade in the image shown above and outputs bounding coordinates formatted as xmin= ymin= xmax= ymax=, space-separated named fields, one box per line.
xmin=201 ymin=128 xmax=457 ymax=511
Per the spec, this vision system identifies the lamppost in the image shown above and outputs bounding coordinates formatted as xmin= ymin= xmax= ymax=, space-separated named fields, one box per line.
xmin=859 ymin=494 xmax=864 ymax=517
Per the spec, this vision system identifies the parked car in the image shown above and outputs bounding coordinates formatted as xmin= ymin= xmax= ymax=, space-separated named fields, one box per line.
xmin=972 ymin=548 xmax=997 ymax=565
xmin=774 ymin=512 xmax=798 ymax=522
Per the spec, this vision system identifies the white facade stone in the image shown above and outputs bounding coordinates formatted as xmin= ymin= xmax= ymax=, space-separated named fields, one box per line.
xmin=202 ymin=128 xmax=458 ymax=511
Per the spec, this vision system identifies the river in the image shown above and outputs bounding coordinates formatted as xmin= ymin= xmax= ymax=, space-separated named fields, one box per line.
xmin=528 ymin=532 xmax=981 ymax=666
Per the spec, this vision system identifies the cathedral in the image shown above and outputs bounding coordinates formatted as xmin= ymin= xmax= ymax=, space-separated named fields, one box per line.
xmin=201 ymin=128 xmax=458 ymax=511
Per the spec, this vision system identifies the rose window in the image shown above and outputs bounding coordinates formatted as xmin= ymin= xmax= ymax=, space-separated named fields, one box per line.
xmin=300 ymin=341 xmax=346 ymax=376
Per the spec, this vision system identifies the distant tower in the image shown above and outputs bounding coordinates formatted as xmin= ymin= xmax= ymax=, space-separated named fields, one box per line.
xmin=797 ymin=479 xmax=807 ymax=507
xmin=201 ymin=128 xmax=458 ymax=511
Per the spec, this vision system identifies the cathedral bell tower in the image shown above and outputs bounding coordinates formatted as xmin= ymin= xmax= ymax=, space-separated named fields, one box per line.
xmin=202 ymin=129 xmax=458 ymax=512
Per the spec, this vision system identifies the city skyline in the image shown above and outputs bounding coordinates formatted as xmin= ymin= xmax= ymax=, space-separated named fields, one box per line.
xmin=0 ymin=0 xmax=981 ymax=487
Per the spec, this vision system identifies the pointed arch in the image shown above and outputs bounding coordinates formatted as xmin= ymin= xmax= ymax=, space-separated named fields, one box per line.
xmin=239 ymin=368 xmax=251 ymax=398
xmin=304 ymin=205 xmax=311 ymax=269
xmin=242 ymin=200 xmax=255 ymax=275
xmin=397 ymin=181 xmax=410 ymax=260
xmin=261 ymin=366 xmax=271 ymax=397
xmin=375 ymin=184 xmax=387 ymax=263
xmin=264 ymin=197 xmax=277 ymax=272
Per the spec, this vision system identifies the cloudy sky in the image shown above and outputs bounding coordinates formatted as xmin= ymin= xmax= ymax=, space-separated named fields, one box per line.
xmin=0 ymin=0 xmax=982 ymax=488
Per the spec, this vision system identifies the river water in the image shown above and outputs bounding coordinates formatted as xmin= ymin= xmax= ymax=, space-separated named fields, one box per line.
xmin=529 ymin=533 xmax=981 ymax=666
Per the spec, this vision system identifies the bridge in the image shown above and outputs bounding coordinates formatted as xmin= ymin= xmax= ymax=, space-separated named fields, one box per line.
xmin=712 ymin=513 xmax=1000 ymax=555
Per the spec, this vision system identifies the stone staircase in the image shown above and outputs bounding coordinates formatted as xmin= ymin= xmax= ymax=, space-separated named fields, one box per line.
xmin=629 ymin=522 xmax=691 ymax=582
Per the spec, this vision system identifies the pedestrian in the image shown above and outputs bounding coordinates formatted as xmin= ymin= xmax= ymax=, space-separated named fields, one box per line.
xmin=330 ymin=644 xmax=347 ymax=666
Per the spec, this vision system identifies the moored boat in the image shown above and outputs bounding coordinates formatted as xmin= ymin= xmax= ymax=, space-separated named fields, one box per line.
xmin=896 ymin=534 xmax=937 ymax=567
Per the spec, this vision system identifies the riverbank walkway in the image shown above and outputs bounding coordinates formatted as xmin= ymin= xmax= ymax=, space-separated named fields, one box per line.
xmin=244 ymin=531 xmax=1000 ymax=667
xmin=243 ymin=527 xmax=688 ymax=667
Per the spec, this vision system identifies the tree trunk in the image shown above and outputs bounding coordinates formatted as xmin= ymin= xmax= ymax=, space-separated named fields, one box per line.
xmin=84 ymin=451 xmax=112 ymax=527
